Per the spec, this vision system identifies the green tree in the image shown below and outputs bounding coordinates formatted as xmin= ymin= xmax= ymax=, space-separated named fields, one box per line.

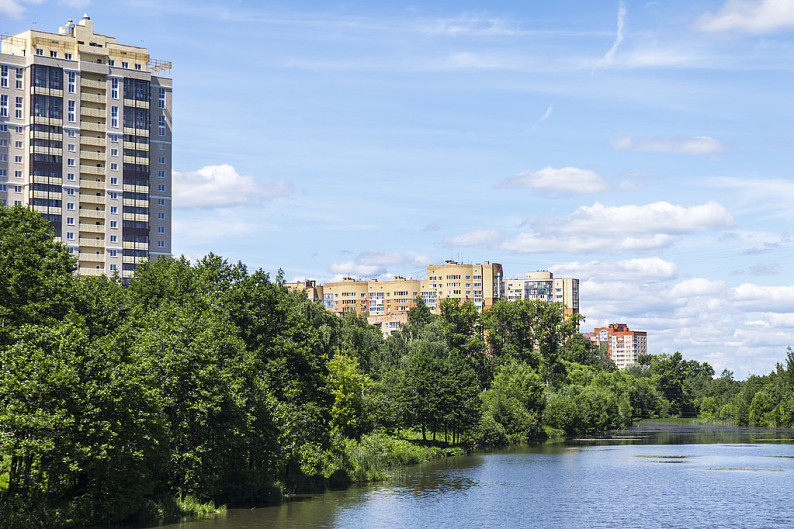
xmin=327 ymin=353 xmax=372 ymax=438
xmin=479 ymin=360 xmax=546 ymax=443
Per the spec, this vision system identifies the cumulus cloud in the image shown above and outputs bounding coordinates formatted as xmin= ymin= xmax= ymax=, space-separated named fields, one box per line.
xmin=173 ymin=164 xmax=291 ymax=209
xmin=499 ymin=201 xmax=734 ymax=254
xmin=500 ymin=166 xmax=609 ymax=194
xmin=443 ymin=229 xmax=501 ymax=247
xmin=0 ymin=0 xmax=42 ymax=17
xmin=669 ymin=278 xmax=726 ymax=298
xmin=730 ymin=283 xmax=794 ymax=311
xmin=550 ymin=257 xmax=678 ymax=282
xmin=697 ymin=0 xmax=794 ymax=34
xmin=328 ymin=251 xmax=428 ymax=279
xmin=611 ymin=136 xmax=729 ymax=155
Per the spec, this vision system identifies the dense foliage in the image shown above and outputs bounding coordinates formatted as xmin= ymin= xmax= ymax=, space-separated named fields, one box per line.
xmin=1 ymin=205 xmax=792 ymax=527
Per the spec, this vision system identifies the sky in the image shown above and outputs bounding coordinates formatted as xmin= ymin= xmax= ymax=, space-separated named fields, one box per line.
xmin=2 ymin=0 xmax=794 ymax=378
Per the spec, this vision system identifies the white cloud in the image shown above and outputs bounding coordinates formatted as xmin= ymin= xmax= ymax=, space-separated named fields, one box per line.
xmin=328 ymin=251 xmax=429 ymax=279
xmin=611 ymin=136 xmax=729 ymax=155
xmin=443 ymin=229 xmax=501 ymax=247
xmin=531 ymin=104 xmax=553 ymax=130
xmin=0 ymin=0 xmax=42 ymax=17
xmin=550 ymin=257 xmax=678 ymax=282
xmin=173 ymin=164 xmax=291 ymax=209
xmin=669 ymin=278 xmax=726 ymax=297
xmin=500 ymin=166 xmax=609 ymax=194
xmin=698 ymin=0 xmax=794 ymax=35
xmin=419 ymin=13 xmax=524 ymax=36
xmin=592 ymin=1 xmax=626 ymax=71
xmin=500 ymin=201 xmax=734 ymax=254
xmin=730 ymin=283 xmax=794 ymax=311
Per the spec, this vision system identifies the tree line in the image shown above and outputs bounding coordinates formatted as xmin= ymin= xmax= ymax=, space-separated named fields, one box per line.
xmin=1 ymin=204 xmax=792 ymax=527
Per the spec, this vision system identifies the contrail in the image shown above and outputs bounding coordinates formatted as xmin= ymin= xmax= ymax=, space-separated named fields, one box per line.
xmin=593 ymin=1 xmax=626 ymax=72
xmin=532 ymin=104 xmax=553 ymax=131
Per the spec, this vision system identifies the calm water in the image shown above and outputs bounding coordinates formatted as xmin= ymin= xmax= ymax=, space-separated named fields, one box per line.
xmin=146 ymin=423 xmax=794 ymax=529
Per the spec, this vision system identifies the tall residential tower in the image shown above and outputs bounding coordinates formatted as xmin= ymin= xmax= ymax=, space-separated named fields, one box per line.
xmin=0 ymin=15 xmax=172 ymax=279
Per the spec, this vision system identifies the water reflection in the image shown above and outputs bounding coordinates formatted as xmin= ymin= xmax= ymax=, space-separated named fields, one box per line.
xmin=141 ymin=423 xmax=794 ymax=529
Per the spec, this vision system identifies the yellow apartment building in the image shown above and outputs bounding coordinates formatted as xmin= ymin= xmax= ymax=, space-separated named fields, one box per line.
xmin=504 ymin=271 xmax=580 ymax=316
xmin=420 ymin=260 xmax=504 ymax=313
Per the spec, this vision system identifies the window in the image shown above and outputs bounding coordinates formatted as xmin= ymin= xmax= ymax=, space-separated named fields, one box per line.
xmin=110 ymin=78 xmax=118 ymax=99
xmin=0 ymin=65 xmax=7 ymax=87
xmin=13 ymin=185 xmax=21 ymax=193
xmin=0 ymin=184 xmax=5 ymax=191
xmin=108 ymin=191 xmax=118 ymax=199
xmin=158 ymin=156 xmax=166 ymax=164
xmin=110 ymin=206 xmax=117 ymax=214
xmin=157 ymin=198 xmax=165 ymax=206
xmin=13 ymin=156 xmax=22 ymax=163
xmin=36 ymin=49 xmax=44 ymax=56
xmin=13 ymin=200 xmax=21 ymax=205
xmin=158 ymin=212 xmax=165 ymax=219
xmin=68 ymin=71 xmax=75 ymax=93
xmin=135 ymin=64 xmax=142 ymax=70
xmin=158 ymin=240 xmax=165 ymax=248
xmin=50 ymin=51 xmax=57 ymax=58
xmin=110 ymin=163 xmax=118 ymax=171
xmin=110 ymin=148 xmax=118 ymax=156
xmin=159 ymin=88 xmax=166 ymax=109
xmin=110 ymin=220 xmax=117 ymax=228
xmin=67 ymin=143 xmax=76 ymax=152
xmin=67 ymin=100 xmax=75 ymax=122
xmin=66 ymin=188 xmax=75 ymax=196
xmin=66 ymin=232 xmax=74 ymax=240
xmin=0 ymin=170 xmax=6 ymax=177
xmin=109 ymin=134 xmax=119 ymax=143
xmin=67 ymin=158 xmax=75 ymax=167
xmin=111 ymin=106 xmax=118 ymax=128
xmin=159 ymin=143 xmax=166 ymax=150
xmin=0 ymin=139 xmax=7 ymax=147
xmin=0 ymin=154 xmax=6 ymax=162
xmin=66 ymin=217 xmax=74 ymax=225
xmin=157 ymin=170 xmax=165 ymax=178
xmin=121 ymin=61 xmax=128 ymax=69
xmin=15 ymin=68 xmax=22 ymax=89
xmin=158 ymin=115 xmax=166 ymax=136
xmin=0 ymin=125 xmax=6 ymax=132
xmin=67 ymin=202 xmax=75 ymax=210
xmin=65 ymin=53 xmax=72 ymax=60
xmin=110 ymin=177 xmax=118 ymax=185
xmin=14 ymin=141 xmax=22 ymax=148
xmin=108 ymin=59 xmax=115 ymax=67
xmin=110 ymin=234 xmax=117 ymax=243
xmin=110 ymin=264 xmax=117 ymax=271
xmin=66 ymin=129 xmax=76 ymax=137
xmin=14 ymin=170 xmax=21 ymax=178
xmin=14 ymin=97 xmax=22 ymax=119
xmin=108 ymin=249 xmax=117 ymax=257
xmin=67 ymin=173 xmax=75 ymax=181
xmin=157 ymin=226 xmax=165 ymax=234
xmin=1 ymin=95 xmax=8 ymax=117
xmin=157 ymin=184 xmax=165 ymax=192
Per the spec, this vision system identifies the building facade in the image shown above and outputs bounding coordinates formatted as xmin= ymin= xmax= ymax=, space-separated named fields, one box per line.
xmin=421 ymin=260 xmax=503 ymax=313
xmin=0 ymin=15 xmax=172 ymax=278
xmin=583 ymin=323 xmax=647 ymax=370
xmin=504 ymin=271 xmax=580 ymax=316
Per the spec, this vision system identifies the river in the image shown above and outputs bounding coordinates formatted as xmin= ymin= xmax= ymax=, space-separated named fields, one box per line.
xmin=142 ymin=423 xmax=794 ymax=528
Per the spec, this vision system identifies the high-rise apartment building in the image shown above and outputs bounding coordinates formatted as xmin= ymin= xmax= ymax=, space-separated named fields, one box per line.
xmin=421 ymin=260 xmax=504 ymax=313
xmin=582 ymin=323 xmax=647 ymax=370
xmin=504 ymin=271 xmax=580 ymax=316
xmin=0 ymin=15 xmax=172 ymax=279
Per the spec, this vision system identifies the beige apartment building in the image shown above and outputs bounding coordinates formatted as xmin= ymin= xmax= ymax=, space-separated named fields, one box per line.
xmin=285 ymin=279 xmax=324 ymax=302
xmin=0 ymin=15 xmax=172 ymax=279
xmin=421 ymin=260 xmax=504 ymax=313
xmin=504 ymin=271 xmax=580 ymax=316
xmin=583 ymin=323 xmax=647 ymax=370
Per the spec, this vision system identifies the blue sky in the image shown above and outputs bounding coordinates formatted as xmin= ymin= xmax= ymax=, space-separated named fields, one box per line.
xmin=4 ymin=0 xmax=794 ymax=377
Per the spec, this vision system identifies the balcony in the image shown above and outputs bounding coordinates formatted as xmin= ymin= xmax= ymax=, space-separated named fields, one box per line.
xmin=79 ymin=165 xmax=105 ymax=176
xmin=80 ymin=135 xmax=105 ymax=147
xmin=122 ymin=213 xmax=148 ymax=222
xmin=80 ymin=92 xmax=105 ymax=104
xmin=79 ymin=236 xmax=104 ymax=248
xmin=124 ymin=98 xmax=149 ymax=109
xmin=79 ymin=223 xmax=105 ymax=234
xmin=80 ymin=150 xmax=105 ymax=161
xmin=79 ymin=106 xmax=105 ymax=118
xmin=80 ymin=121 xmax=105 ymax=132
xmin=80 ymin=194 xmax=105 ymax=205
xmin=80 ymin=78 xmax=106 ymax=91
xmin=123 ymin=127 xmax=148 ymax=137
xmin=123 ymin=184 xmax=148 ymax=194
xmin=78 ymin=208 xmax=105 ymax=219
xmin=34 ymin=86 xmax=63 ymax=97
xmin=79 ymin=178 xmax=104 ymax=190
